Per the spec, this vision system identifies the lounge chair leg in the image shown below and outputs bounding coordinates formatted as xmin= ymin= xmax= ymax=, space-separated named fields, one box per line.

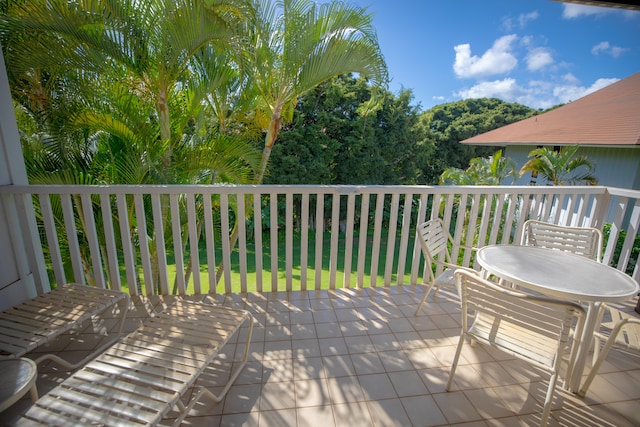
xmin=171 ymin=316 xmax=254 ymax=427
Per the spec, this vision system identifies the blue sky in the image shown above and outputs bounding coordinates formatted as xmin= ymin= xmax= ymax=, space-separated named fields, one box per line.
xmin=349 ymin=0 xmax=640 ymax=111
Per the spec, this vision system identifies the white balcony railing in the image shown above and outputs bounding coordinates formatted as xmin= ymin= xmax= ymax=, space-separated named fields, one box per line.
xmin=2 ymin=185 xmax=639 ymax=297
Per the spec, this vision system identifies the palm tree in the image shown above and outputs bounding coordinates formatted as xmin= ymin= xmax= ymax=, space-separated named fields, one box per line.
xmin=440 ymin=150 xmax=518 ymax=185
xmin=244 ymin=0 xmax=388 ymax=183
xmin=3 ymin=0 xmax=262 ymax=290
xmin=520 ymin=145 xmax=598 ymax=186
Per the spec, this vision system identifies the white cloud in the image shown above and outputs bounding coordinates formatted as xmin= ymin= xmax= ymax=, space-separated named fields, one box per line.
xmin=562 ymin=4 xmax=612 ymax=19
xmin=453 ymin=35 xmax=519 ymax=79
xmin=553 ymin=76 xmax=620 ymax=103
xmin=502 ymin=11 xmax=539 ymax=31
xmin=519 ymin=11 xmax=539 ymax=27
xmin=591 ymin=41 xmax=629 ymax=58
xmin=526 ymin=47 xmax=553 ymax=71
xmin=454 ymin=76 xmax=620 ymax=109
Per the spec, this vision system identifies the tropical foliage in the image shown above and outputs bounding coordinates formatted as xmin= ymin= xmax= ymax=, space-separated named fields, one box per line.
xmin=0 ymin=0 xmax=389 ymax=289
xmin=244 ymin=0 xmax=388 ymax=183
xmin=268 ymin=74 xmax=431 ymax=185
xmin=439 ymin=150 xmax=518 ymax=185
xmin=520 ymin=145 xmax=598 ymax=186
xmin=419 ymin=98 xmax=537 ymax=184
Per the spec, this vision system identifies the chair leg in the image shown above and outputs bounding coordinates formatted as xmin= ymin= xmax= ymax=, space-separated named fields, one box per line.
xmin=540 ymin=370 xmax=559 ymax=427
xmin=446 ymin=334 xmax=466 ymax=391
xmin=579 ymin=334 xmax=616 ymax=396
xmin=414 ymin=282 xmax=436 ymax=315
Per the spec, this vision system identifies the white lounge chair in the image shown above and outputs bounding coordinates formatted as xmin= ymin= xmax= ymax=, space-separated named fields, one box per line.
xmin=16 ymin=299 xmax=253 ymax=427
xmin=0 ymin=283 xmax=129 ymax=369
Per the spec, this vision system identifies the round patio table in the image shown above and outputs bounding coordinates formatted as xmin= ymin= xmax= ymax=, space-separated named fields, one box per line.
xmin=476 ymin=244 xmax=639 ymax=393
xmin=0 ymin=358 xmax=38 ymax=412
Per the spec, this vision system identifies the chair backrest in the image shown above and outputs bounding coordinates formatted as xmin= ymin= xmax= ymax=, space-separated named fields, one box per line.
xmin=521 ymin=220 xmax=603 ymax=262
xmin=416 ymin=219 xmax=452 ymax=264
xmin=455 ymin=269 xmax=585 ymax=369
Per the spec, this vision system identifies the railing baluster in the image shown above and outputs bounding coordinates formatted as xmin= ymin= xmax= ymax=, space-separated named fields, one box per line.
xmin=169 ymin=193 xmax=185 ymax=295
xmin=186 ymin=193 xmax=201 ymax=294
xmin=315 ymin=193 xmax=324 ymax=289
xmin=203 ymin=194 xmax=217 ymax=294
xmin=237 ymin=194 xmax=248 ymax=293
xmin=116 ymin=194 xmax=137 ymax=295
xmin=329 ymin=192 xmax=340 ymax=289
xmin=100 ymin=194 xmax=121 ymax=291
xmin=343 ymin=193 xmax=356 ymax=289
xmin=61 ymin=194 xmax=84 ymax=285
xmin=220 ymin=193 xmax=232 ymax=294
xmin=253 ymin=193 xmax=264 ymax=292
xmin=134 ymin=193 xmax=154 ymax=295
xmin=285 ymin=193 xmax=293 ymax=291
xmin=300 ymin=193 xmax=310 ymax=291
xmin=39 ymin=194 xmax=65 ymax=286
xmin=80 ymin=193 xmax=105 ymax=288
xmin=357 ymin=193 xmax=371 ymax=289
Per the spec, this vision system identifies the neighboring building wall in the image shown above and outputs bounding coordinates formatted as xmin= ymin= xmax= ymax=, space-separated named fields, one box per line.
xmin=505 ymin=145 xmax=640 ymax=190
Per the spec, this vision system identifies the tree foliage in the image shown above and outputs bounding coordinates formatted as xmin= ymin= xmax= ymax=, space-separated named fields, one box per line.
xmin=265 ymin=74 xmax=431 ymax=185
xmin=419 ymin=98 xmax=538 ymax=184
xmin=440 ymin=150 xmax=518 ymax=185
xmin=520 ymin=145 xmax=598 ymax=186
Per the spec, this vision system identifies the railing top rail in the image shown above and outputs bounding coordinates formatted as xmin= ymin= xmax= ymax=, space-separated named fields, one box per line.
xmin=0 ymin=184 xmax=613 ymax=197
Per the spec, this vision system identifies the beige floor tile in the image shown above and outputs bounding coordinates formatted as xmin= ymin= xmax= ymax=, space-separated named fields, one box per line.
xmin=378 ymin=349 xmax=414 ymax=372
xmin=292 ymin=338 xmax=321 ymax=358
xmin=318 ymin=337 xmax=349 ymax=356
xmin=463 ymin=387 xmax=516 ymax=419
xmin=358 ymin=373 xmax=397 ymax=401
xmin=327 ymin=376 xmax=365 ymax=403
xmin=293 ymin=356 xmax=326 ymax=380
xmin=223 ymin=383 xmax=262 ymax=414
xmin=219 ymin=411 xmax=260 ymax=427
xmin=323 ymin=354 xmax=356 ymax=378
xmin=332 ymin=401 xmax=373 ymax=427
xmin=259 ymin=408 xmax=297 ymax=427
xmin=367 ymin=398 xmax=412 ymax=427
xmin=388 ymin=370 xmax=430 ymax=397
xmin=260 ymin=381 xmax=296 ymax=411
xmin=262 ymin=358 xmax=295 ymax=383
xmin=433 ymin=390 xmax=483 ymax=424
xmin=297 ymin=405 xmax=335 ymax=427
xmin=294 ymin=378 xmax=330 ymax=408
xmin=400 ymin=395 xmax=448 ymax=426
xmin=345 ymin=335 xmax=375 ymax=354
xmin=351 ymin=352 xmax=386 ymax=375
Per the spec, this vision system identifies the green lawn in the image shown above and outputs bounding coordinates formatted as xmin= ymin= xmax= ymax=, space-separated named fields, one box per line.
xmin=159 ymin=230 xmax=422 ymax=294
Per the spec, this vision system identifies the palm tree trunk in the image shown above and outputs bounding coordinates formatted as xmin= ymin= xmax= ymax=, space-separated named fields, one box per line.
xmin=255 ymin=108 xmax=282 ymax=183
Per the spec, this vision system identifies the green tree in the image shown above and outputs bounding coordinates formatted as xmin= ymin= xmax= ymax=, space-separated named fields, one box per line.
xmin=520 ymin=145 xmax=598 ymax=186
xmin=420 ymin=98 xmax=537 ymax=184
xmin=2 ymin=0 xmax=262 ymax=290
xmin=267 ymin=74 xmax=431 ymax=185
xmin=440 ymin=150 xmax=518 ymax=185
xmin=245 ymin=0 xmax=388 ymax=183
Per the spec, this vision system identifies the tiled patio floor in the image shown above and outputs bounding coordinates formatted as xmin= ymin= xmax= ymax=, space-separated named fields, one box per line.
xmin=3 ymin=286 xmax=639 ymax=426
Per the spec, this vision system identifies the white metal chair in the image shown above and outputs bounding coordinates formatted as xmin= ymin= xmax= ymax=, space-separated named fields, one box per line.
xmin=414 ymin=218 xmax=478 ymax=315
xmin=521 ymin=220 xmax=603 ymax=262
xmin=579 ymin=305 xmax=640 ymax=396
xmin=448 ymin=270 xmax=585 ymax=427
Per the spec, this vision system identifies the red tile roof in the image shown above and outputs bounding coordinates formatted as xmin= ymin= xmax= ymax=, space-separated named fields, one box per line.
xmin=462 ymin=72 xmax=640 ymax=147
